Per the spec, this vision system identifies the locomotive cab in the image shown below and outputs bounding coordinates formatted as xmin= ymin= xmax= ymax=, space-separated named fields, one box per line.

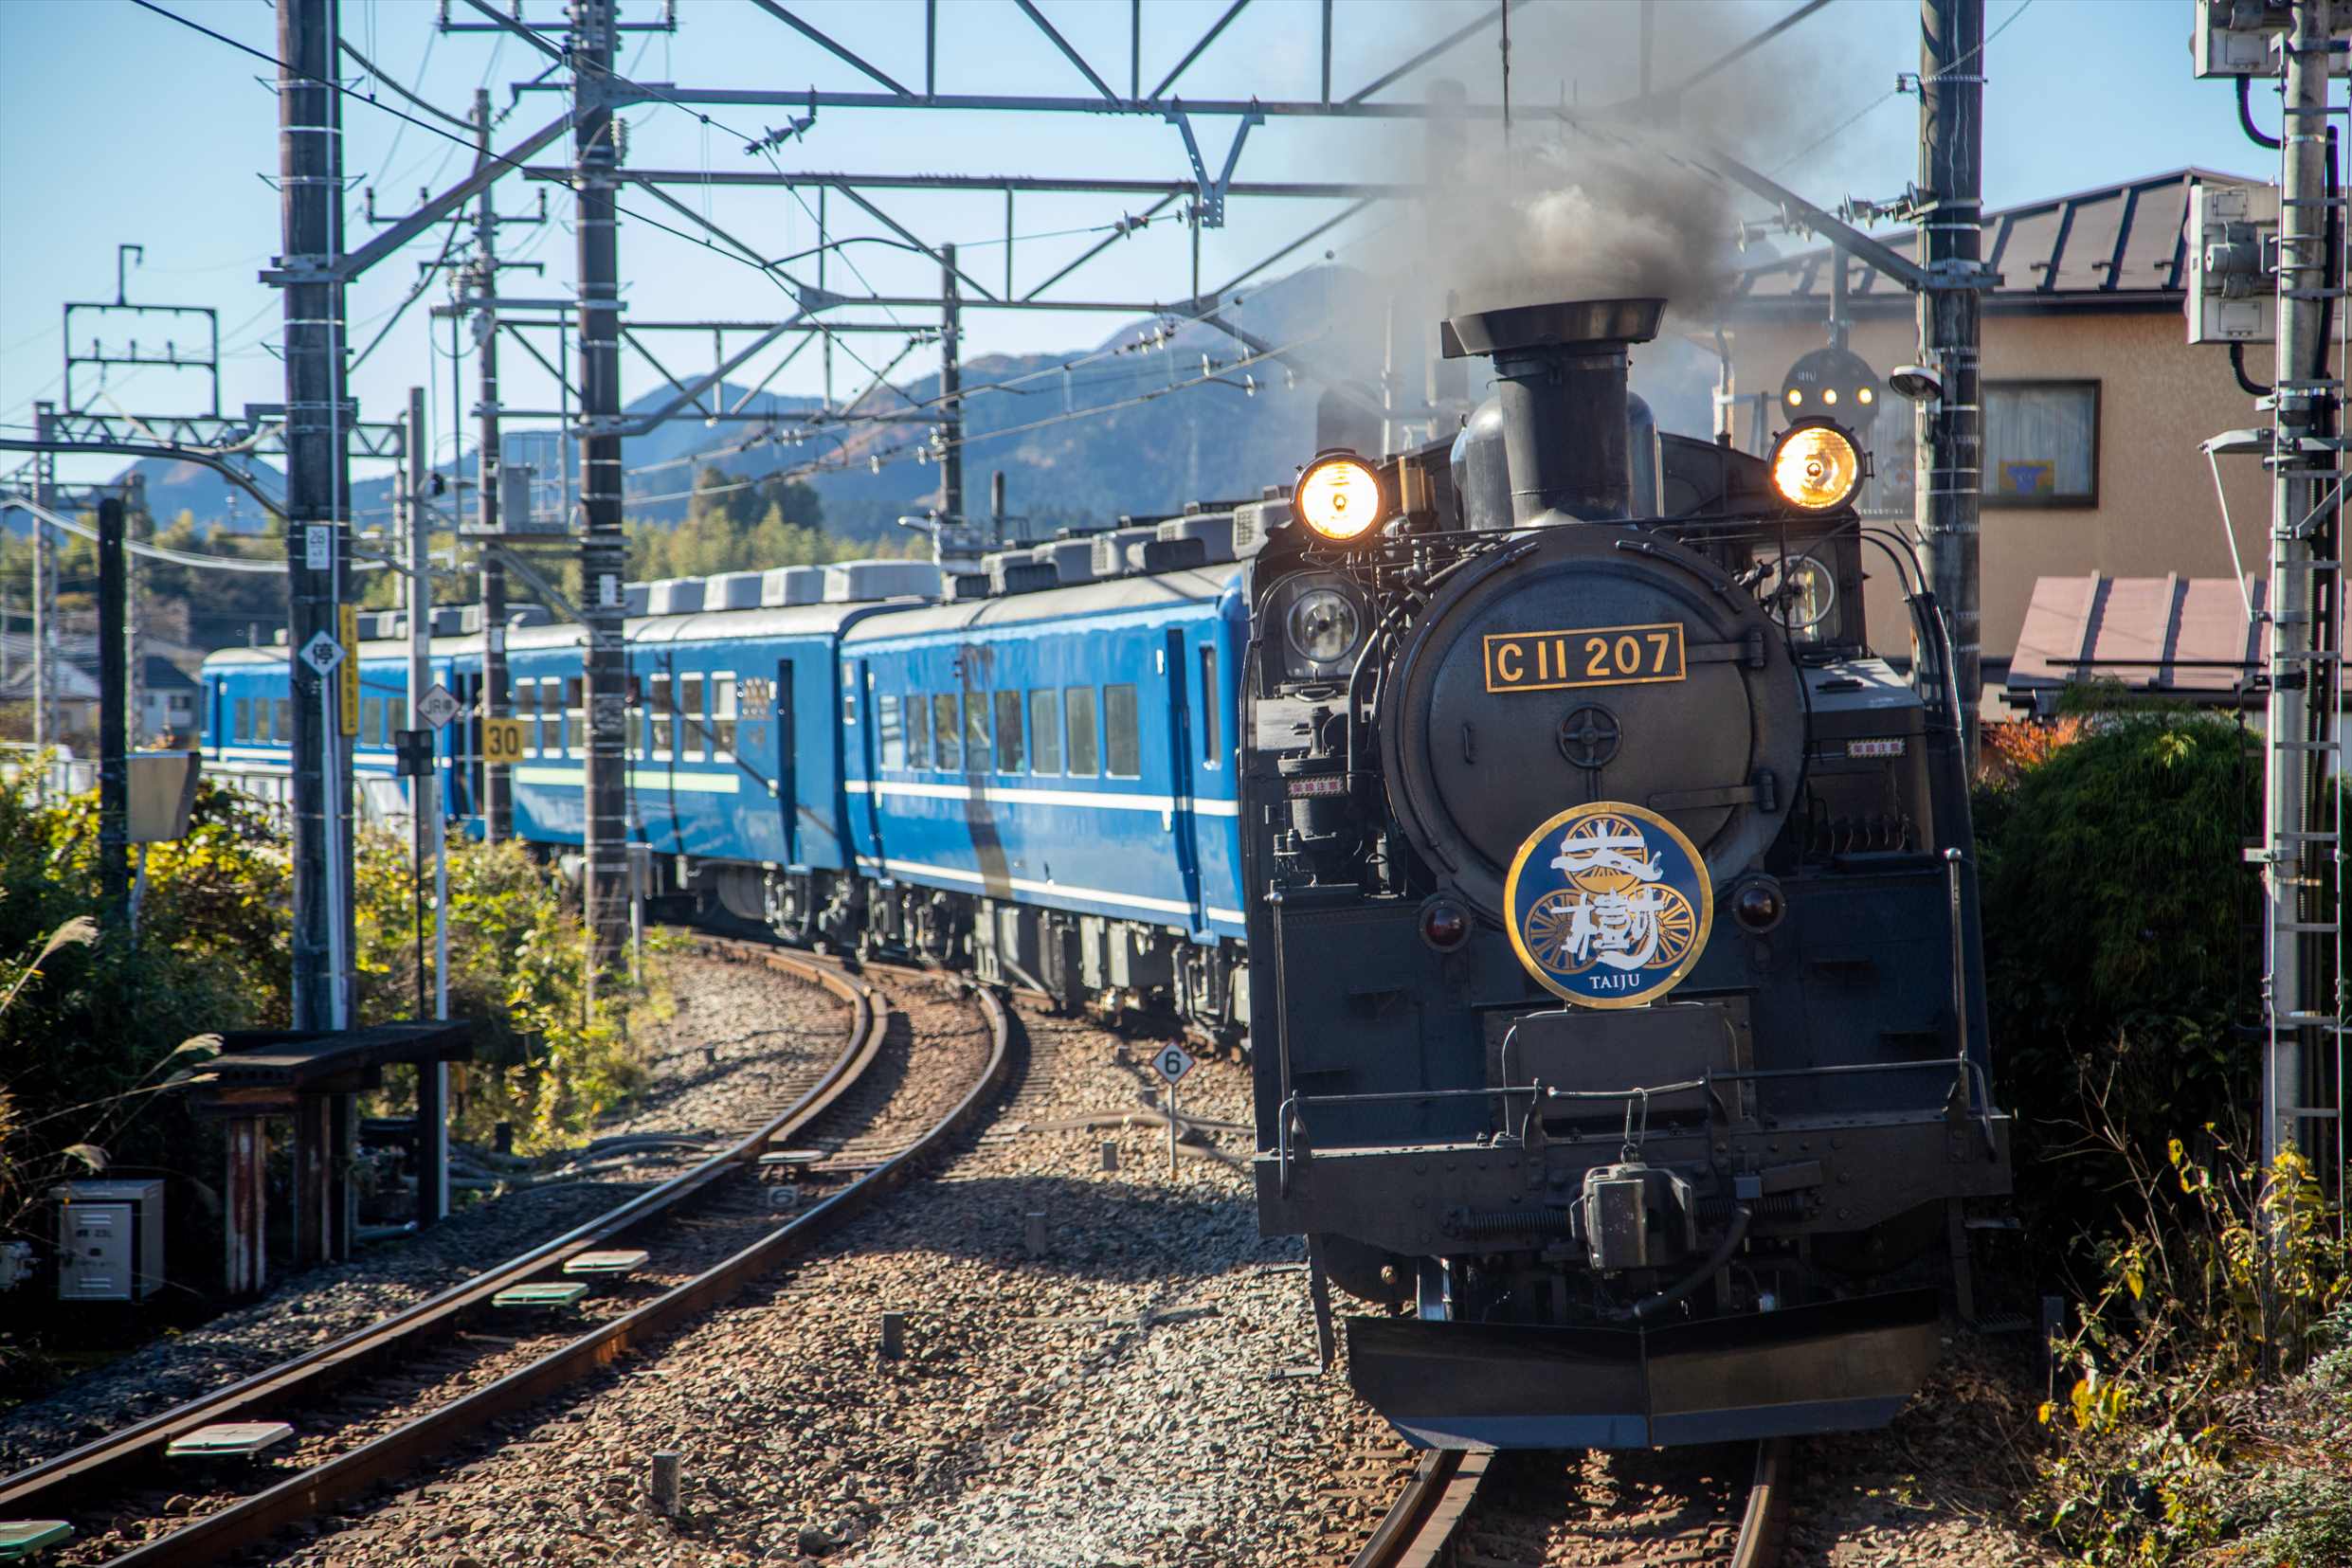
xmin=1240 ymin=297 xmax=2011 ymax=1450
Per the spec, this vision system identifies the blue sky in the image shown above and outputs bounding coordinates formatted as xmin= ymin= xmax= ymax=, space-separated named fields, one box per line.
xmin=0 ymin=0 xmax=2259 ymax=488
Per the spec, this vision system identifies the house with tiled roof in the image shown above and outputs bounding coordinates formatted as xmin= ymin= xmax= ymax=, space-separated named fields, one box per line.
xmin=1713 ymin=168 xmax=2276 ymax=703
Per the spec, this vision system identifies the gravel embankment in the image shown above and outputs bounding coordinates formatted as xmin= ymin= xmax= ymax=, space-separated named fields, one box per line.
xmin=0 ymin=946 xmax=848 ymax=1477
xmin=277 ymin=990 xmax=1408 ymax=1568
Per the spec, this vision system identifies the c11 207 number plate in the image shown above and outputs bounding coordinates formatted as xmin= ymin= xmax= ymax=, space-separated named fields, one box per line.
xmin=1481 ymin=622 xmax=1687 ymax=694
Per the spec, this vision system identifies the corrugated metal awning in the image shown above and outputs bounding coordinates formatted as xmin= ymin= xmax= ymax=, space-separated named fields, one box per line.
xmin=2004 ymin=574 xmax=2270 ymax=712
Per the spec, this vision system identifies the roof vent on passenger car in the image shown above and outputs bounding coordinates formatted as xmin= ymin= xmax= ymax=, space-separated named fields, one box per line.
xmin=985 ymin=549 xmax=1059 ymax=594
xmin=950 ymin=573 xmax=989 ymax=601
xmin=431 ymin=607 xmax=465 ymax=637
xmin=646 ymin=578 xmax=704 ymax=616
xmin=624 ymin=582 xmax=652 ymax=617
xmin=508 ymin=606 xmax=552 ymax=628
xmin=1090 ymin=526 xmax=1158 ymax=579
xmin=761 ymin=566 xmax=825 ymax=606
xmin=1137 ymin=536 xmax=1209 ymax=573
xmin=1037 ymin=538 xmax=1096 ymax=586
xmin=704 ymin=571 xmax=763 ymax=610
xmin=460 ymin=605 xmax=484 ymax=635
xmin=1230 ymin=496 xmax=1290 ymax=558
xmin=823 ymin=559 xmax=945 ymax=603
xmin=1156 ymin=514 xmax=1236 ymax=565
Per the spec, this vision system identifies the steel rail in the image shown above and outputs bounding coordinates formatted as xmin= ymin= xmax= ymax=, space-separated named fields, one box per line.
xmin=100 ymin=965 xmax=1012 ymax=1564
xmin=1349 ymin=1439 xmax=1793 ymax=1568
xmin=0 ymin=943 xmax=871 ymax=1520
xmin=1730 ymin=1438 xmax=1794 ymax=1568
xmin=1348 ymin=1450 xmax=1489 ymax=1568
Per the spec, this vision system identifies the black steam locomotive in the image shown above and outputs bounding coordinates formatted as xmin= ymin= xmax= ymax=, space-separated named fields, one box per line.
xmin=1241 ymin=297 xmax=2012 ymax=1449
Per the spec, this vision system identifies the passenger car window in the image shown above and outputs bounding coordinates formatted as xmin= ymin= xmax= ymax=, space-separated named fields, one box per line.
xmin=1064 ymin=687 xmax=1099 ymax=776
xmin=647 ymin=673 xmax=671 ymax=757
xmin=907 ymin=690 xmax=932 ymax=768
xmin=565 ymin=677 xmax=585 ymax=757
xmin=713 ymin=676 xmax=737 ymax=759
xmin=964 ymin=691 xmax=991 ymax=773
xmin=933 ymin=693 xmax=961 ymax=771
xmin=878 ymin=694 xmax=904 ymax=769
xmin=678 ymin=673 xmax=704 ymax=761
xmin=273 ymin=699 xmax=290 ymax=740
xmin=365 ymin=696 xmax=384 ymax=745
xmin=234 ymin=696 xmax=250 ymax=742
xmin=994 ymin=690 xmax=1023 ymax=773
xmin=1028 ymin=689 xmax=1060 ymax=775
xmin=1104 ymin=683 xmax=1141 ymax=778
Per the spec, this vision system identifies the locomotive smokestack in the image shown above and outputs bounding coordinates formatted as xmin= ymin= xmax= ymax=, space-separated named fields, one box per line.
xmin=1441 ymin=297 xmax=1664 ymax=525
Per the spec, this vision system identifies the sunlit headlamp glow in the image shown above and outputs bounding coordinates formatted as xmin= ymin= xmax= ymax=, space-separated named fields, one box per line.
xmin=1768 ymin=422 xmax=1864 ymax=513
xmin=1294 ymin=452 xmax=1386 ymax=542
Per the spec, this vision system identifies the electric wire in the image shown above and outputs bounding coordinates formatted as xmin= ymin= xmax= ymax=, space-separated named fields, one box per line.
xmin=1768 ymin=0 xmax=2037 ymax=177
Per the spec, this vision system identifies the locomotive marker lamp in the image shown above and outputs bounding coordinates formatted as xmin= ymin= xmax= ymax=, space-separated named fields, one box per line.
xmin=1294 ymin=450 xmax=1387 ymax=542
xmin=1767 ymin=420 xmax=1865 ymax=513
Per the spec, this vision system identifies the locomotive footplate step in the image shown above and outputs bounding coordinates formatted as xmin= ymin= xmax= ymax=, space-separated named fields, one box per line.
xmin=164 ymin=1422 xmax=296 ymax=1460
xmin=563 ymin=1248 xmax=651 ymax=1277
xmin=1346 ymin=1289 xmax=1943 ymax=1450
xmin=0 ymin=1521 xmax=72 ymax=1560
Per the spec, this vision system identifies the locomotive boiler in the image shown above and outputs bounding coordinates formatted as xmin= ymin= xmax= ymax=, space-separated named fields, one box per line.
xmin=1241 ymin=297 xmax=2013 ymax=1449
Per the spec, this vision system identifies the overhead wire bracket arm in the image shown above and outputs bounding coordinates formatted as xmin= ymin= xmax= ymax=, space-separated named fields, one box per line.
xmin=747 ymin=0 xmax=914 ymax=97
xmin=1165 ymin=101 xmax=1263 ymax=227
xmin=1013 ymin=0 xmax=1122 ymax=102
xmin=1703 ymin=148 xmax=1937 ymax=294
xmin=326 ymin=113 xmax=574 ymax=281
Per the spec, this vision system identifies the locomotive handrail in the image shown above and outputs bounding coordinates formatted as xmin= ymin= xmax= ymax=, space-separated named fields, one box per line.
xmin=1271 ymin=1056 xmax=2002 ymax=1188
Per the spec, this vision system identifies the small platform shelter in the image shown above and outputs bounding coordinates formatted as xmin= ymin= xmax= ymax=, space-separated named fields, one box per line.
xmin=184 ymin=1020 xmax=474 ymax=1295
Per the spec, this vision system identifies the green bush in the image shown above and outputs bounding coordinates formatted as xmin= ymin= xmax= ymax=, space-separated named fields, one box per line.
xmin=352 ymin=829 xmax=649 ymax=1152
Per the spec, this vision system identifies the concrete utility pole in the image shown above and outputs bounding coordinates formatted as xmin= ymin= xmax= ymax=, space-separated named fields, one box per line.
xmin=2264 ymin=0 xmax=2338 ymax=1177
xmin=276 ymin=0 xmax=355 ymax=1030
xmin=403 ymin=384 xmax=451 ymax=1218
xmin=940 ymin=243 xmax=964 ymax=523
xmin=1915 ymin=0 xmax=1985 ymax=758
xmin=474 ymin=88 xmax=512 ymax=842
xmin=125 ymin=473 xmax=144 ymax=748
xmin=29 ymin=401 xmax=53 ymax=780
xmin=572 ymin=0 xmax=629 ymax=991
xmin=98 ymin=497 xmax=129 ymax=929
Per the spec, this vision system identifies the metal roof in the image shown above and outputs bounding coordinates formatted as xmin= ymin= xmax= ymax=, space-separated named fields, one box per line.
xmin=1730 ymin=169 xmax=2268 ymax=315
xmin=2004 ymin=573 xmax=2270 ymax=711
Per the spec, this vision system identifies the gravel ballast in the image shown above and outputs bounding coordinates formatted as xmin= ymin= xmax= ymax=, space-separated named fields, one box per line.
xmin=0 ymin=946 xmax=849 ymax=1477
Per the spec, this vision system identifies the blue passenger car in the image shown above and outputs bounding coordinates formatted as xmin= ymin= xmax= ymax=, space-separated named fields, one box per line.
xmin=838 ymin=566 xmax=1247 ymax=1023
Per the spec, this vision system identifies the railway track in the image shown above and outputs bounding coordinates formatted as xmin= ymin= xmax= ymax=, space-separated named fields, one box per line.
xmin=1350 ymin=1438 xmax=1791 ymax=1568
xmin=0 ymin=945 xmax=1010 ymax=1565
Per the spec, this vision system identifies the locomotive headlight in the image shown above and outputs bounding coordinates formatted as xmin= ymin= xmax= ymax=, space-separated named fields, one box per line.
xmin=1294 ymin=451 xmax=1386 ymax=542
xmin=1288 ymin=587 xmax=1363 ymax=666
xmin=1768 ymin=421 xmax=1864 ymax=512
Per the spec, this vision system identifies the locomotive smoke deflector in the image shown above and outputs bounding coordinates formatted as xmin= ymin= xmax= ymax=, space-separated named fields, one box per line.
xmin=1439 ymin=297 xmax=1665 ymax=525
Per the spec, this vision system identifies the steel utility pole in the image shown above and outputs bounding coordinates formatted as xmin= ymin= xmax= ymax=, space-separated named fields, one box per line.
xmin=940 ymin=243 xmax=964 ymax=524
xmin=1916 ymin=0 xmax=1985 ymax=758
xmin=2265 ymin=0 xmax=2339 ymax=1177
xmin=474 ymin=88 xmax=512 ymax=842
xmin=30 ymin=401 xmax=54 ymax=782
xmin=276 ymin=0 xmax=354 ymax=1029
xmin=573 ymin=0 xmax=629 ymax=990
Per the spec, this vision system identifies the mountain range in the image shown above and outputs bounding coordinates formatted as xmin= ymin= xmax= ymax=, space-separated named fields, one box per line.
xmin=63 ymin=263 xmax=1721 ymax=546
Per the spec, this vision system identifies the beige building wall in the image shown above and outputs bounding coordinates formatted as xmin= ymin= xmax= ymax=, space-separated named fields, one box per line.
xmin=1713 ymin=309 xmax=2271 ymax=668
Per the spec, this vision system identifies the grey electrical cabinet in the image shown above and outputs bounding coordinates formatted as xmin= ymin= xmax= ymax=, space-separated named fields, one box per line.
xmin=52 ymin=1180 xmax=165 ymax=1302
